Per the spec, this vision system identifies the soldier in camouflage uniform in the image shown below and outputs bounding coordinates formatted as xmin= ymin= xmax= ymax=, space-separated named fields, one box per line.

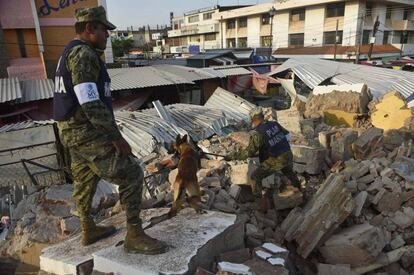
xmin=226 ymin=107 xmax=300 ymax=197
xmin=53 ymin=6 xmax=167 ymax=254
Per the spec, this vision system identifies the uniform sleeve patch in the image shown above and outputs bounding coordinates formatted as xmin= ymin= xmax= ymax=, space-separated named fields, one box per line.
xmin=74 ymin=82 xmax=99 ymax=105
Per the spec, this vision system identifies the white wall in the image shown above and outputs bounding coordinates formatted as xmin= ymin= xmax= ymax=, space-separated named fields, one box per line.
xmin=247 ymin=16 xmax=261 ymax=48
xmin=304 ymin=5 xmax=325 ymax=47
xmin=274 ymin=12 xmax=289 ymax=48
xmin=342 ymin=1 xmax=365 ymax=46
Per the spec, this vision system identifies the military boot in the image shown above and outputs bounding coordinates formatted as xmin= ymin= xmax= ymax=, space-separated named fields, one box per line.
xmin=81 ymin=219 xmax=116 ymax=246
xmin=124 ymin=222 xmax=168 ymax=254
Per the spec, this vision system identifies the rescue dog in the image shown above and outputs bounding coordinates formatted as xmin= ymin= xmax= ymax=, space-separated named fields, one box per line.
xmin=168 ymin=134 xmax=203 ymax=217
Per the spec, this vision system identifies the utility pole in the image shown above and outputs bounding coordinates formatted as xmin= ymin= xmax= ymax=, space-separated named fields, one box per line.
xmin=355 ymin=13 xmax=365 ymax=64
xmin=368 ymin=15 xmax=380 ymax=61
xmin=334 ymin=19 xmax=339 ymax=61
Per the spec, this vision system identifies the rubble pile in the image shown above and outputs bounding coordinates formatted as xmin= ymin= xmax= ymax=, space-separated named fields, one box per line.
xmin=0 ymin=183 xmax=118 ymax=261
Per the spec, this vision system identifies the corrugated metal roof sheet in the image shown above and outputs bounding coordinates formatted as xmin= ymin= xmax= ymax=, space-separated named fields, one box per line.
xmin=152 ymin=65 xmax=217 ymax=82
xmin=188 ymin=50 xmax=235 ymax=60
xmin=204 ymin=87 xmax=256 ymax=121
xmin=0 ymin=120 xmax=54 ymax=133
xmin=115 ymin=102 xmax=247 ymax=158
xmin=20 ymin=79 xmax=54 ymax=103
xmin=200 ymin=66 xmax=253 ymax=78
xmin=0 ymin=77 xmax=22 ymax=103
xmin=270 ymin=58 xmax=414 ymax=106
xmin=108 ymin=66 xmax=193 ymax=91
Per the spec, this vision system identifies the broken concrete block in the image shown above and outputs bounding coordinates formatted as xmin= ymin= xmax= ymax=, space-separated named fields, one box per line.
xmin=353 ymin=191 xmax=368 ymax=217
xmin=60 ymin=216 xmax=80 ymax=235
xmin=391 ymin=157 xmax=414 ymax=185
xmin=317 ymin=263 xmax=355 ymax=275
xmin=92 ymin=210 xmax=244 ymax=275
xmin=254 ymin=248 xmax=272 ymax=260
xmin=371 ymin=91 xmax=413 ymax=131
xmin=262 ymin=243 xmax=289 ymax=260
xmin=217 ymin=262 xmax=251 ymax=275
xmin=356 ymin=174 xmax=375 ymax=185
xmin=352 ymin=128 xmax=384 ymax=160
xmin=228 ymin=131 xmax=253 ymax=148
xmin=291 ymin=145 xmax=327 ymax=174
xmin=243 ymin=258 xmax=289 ymax=275
xmin=390 ymin=235 xmax=406 ymax=249
xmin=282 ymin=174 xmax=355 ymax=258
xmin=229 ymin=184 xmax=241 ymax=200
xmin=319 ymin=223 xmax=389 ymax=267
xmin=376 ymin=191 xmax=402 ymax=213
xmin=273 ymin=186 xmax=303 ymax=210
xmin=319 ymin=130 xmax=338 ymax=150
xmin=380 ymin=167 xmax=394 ymax=178
xmin=217 ymin=248 xmax=251 ymax=264
xmin=245 ymin=223 xmax=258 ymax=237
xmin=330 ymin=129 xmax=358 ymax=163
xmin=261 ymin=174 xmax=281 ymax=189
xmin=371 ymin=188 xmax=386 ymax=205
xmin=230 ymin=161 xmax=256 ymax=186
xmin=390 ymin=207 xmax=414 ymax=229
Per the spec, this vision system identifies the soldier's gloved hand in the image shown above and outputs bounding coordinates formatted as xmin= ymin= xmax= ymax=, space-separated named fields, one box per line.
xmin=112 ymin=137 xmax=132 ymax=158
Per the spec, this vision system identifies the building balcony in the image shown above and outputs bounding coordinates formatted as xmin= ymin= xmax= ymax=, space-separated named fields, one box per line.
xmin=168 ymin=23 xmax=219 ymax=37
xmin=386 ymin=19 xmax=414 ymax=31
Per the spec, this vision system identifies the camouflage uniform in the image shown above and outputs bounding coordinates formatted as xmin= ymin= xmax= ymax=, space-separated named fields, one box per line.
xmin=57 ymin=41 xmax=142 ymax=224
xmin=230 ymin=130 xmax=299 ymax=195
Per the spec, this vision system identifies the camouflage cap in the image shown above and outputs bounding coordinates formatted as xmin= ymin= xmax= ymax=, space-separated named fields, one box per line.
xmin=75 ymin=6 xmax=116 ymax=30
xmin=249 ymin=107 xmax=264 ymax=119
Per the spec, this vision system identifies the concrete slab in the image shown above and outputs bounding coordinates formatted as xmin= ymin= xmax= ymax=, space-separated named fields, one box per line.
xmin=39 ymin=208 xmax=169 ymax=275
xmin=93 ymin=209 xmax=243 ymax=275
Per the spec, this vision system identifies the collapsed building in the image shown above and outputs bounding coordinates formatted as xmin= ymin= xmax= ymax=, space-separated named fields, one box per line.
xmin=0 ymin=58 xmax=414 ymax=274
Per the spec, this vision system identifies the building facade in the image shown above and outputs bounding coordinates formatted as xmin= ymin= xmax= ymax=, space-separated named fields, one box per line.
xmin=0 ymin=0 xmax=114 ymax=79
xmin=168 ymin=0 xmax=414 ymax=59
xmin=167 ymin=5 xmax=248 ymax=53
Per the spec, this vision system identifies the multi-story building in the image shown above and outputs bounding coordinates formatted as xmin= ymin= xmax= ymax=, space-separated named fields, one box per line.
xmin=0 ymin=0 xmax=113 ymax=79
xmin=169 ymin=0 xmax=414 ymax=60
xmin=168 ymin=5 xmax=249 ymax=53
xmin=111 ymin=25 xmax=170 ymax=49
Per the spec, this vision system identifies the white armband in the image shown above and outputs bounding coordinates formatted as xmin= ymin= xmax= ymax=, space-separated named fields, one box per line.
xmin=74 ymin=82 xmax=99 ymax=105
xmin=285 ymin=133 xmax=292 ymax=141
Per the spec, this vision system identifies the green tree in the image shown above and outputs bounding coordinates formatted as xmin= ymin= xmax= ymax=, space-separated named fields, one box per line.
xmin=111 ymin=37 xmax=134 ymax=58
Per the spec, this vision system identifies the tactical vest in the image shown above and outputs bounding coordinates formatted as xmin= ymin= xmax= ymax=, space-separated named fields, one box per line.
xmin=53 ymin=40 xmax=112 ymax=121
xmin=256 ymin=121 xmax=291 ymax=162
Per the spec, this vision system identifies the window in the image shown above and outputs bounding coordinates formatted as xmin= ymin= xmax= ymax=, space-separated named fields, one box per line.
xmin=261 ymin=35 xmax=272 ymax=47
xmin=189 ymin=35 xmax=200 ymax=42
xmin=383 ymin=31 xmax=390 ymax=44
xmin=403 ymin=9 xmax=410 ymax=20
xmin=324 ymin=31 xmax=343 ymax=45
xmin=386 ymin=6 xmax=392 ymax=19
xmin=227 ymin=19 xmax=236 ymax=29
xmin=365 ymin=2 xmax=373 ymax=18
xmin=238 ymin=37 xmax=248 ymax=47
xmin=203 ymin=12 xmax=214 ymax=20
xmin=205 ymin=33 xmax=216 ymax=41
xmin=290 ymin=8 xmax=305 ymax=21
xmin=188 ymin=15 xmax=199 ymax=23
xmin=262 ymin=14 xmax=271 ymax=25
xmin=326 ymin=2 xmax=345 ymax=18
xmin=362 ymin=30 xmax=371 ymax=44
xmin=227 ymin=38 xmax=236 ymax=48
xmin=239 ymin=17 xmax=248 ymax=28
xmin=289 ymin=33 xmax=304 ymax=46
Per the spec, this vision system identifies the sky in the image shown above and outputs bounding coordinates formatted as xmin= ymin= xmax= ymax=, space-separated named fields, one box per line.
xmin=106 ymin=0 xmax=271 ymax=30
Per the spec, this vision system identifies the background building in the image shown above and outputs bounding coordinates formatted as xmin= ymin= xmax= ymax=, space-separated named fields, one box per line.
xmin=168 ymin=5 xmax=249 ymax=54
xmin=168 ymin=0 xmax=414 ymax=60
xmin=0 ymin=0 xmax=113 ymax=79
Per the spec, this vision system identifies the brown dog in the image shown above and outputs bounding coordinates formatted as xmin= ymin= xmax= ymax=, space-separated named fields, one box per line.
xmin=168 ymin=134 xmax=203 ymax=217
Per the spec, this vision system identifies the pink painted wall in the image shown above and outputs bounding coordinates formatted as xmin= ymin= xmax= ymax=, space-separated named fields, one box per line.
xmin=0 ymin=0 xmax=35 ymax=29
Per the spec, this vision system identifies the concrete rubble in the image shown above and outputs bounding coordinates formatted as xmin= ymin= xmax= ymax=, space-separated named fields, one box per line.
xmin=2 ymin=87 xmax=414 ymax=275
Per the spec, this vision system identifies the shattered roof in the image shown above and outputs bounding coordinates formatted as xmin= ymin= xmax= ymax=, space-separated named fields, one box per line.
xmin=270 ymin=58 xmax=414 ymax=107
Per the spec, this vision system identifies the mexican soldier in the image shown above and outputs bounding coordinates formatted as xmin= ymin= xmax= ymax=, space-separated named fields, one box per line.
xmin=225 ymin=107 xmax=300 ymax=198
xmin=53 ymin=6 xmax=168 ymax=254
